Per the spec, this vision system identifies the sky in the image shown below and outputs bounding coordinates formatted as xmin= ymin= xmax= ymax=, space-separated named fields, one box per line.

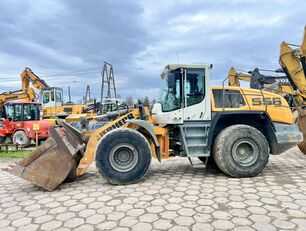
xmin=0 ymin=0 xmax=305 ymax=102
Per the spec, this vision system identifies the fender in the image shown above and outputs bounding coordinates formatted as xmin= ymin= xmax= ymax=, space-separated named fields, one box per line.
xmin=126 ymin=119 xmax=161 ymax=161
xmin=207 ymin=111 xmax=277 ymax=153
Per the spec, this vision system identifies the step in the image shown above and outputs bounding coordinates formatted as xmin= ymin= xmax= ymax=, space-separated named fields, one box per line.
xmin=188 ymin=154 xmax=210 ymax=157
xmin=183 ymin=123 xmax=209 ymax=128
xmin=185 ymin=133 xmax=207 ymax=138
xmin=186 ymin=143 xmax=207 ymax=147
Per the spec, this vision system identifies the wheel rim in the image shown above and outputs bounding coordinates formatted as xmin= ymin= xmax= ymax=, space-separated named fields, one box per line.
xmin=232 ymin=139 xmax=259 ymax=167
xmin=15 ymin=135 xmax=24 ymax=145
xmin=109 ymin=143 xmax=139 ymax=172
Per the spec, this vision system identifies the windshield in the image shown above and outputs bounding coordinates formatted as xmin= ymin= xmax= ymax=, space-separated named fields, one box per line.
xmin=158 ymin=69 xmax=181 ymax=112
xmin=5 ymin=104 xmax=14 ymax=118
xmin=4 ymin=103 xmax=41 ymax=121
xmin=24 ymin=104 xmax=40 ymax=121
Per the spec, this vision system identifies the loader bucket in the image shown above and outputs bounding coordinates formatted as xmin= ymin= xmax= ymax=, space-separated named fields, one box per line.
xmin=5 ymin=121 xmax=84 ymax=191
xmin=297 ymin=107 xmax=306 ymax=154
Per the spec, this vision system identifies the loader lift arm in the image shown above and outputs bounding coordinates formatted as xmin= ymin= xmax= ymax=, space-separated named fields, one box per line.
xmin=76 ymin=106 xmax=162 ymax=176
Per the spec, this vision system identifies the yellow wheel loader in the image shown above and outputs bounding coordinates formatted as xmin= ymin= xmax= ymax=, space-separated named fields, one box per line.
xmin=6 ymin=64 xmax=303 ymax=191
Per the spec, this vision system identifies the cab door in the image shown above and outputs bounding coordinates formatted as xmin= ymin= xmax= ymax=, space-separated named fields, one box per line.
xmin=183 ymin=68 xmax=211 ymax=121
xmin=42 ymin=90 xmax=52 ymax=107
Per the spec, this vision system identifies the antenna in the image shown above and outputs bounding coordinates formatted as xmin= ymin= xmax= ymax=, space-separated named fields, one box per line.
xmin=176 ymin=52 xmax=179 ymax=64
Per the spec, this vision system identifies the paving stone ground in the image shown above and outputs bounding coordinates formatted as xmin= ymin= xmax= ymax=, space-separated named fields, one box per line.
xmin=1 ymin=147 xmax=306 ymax=230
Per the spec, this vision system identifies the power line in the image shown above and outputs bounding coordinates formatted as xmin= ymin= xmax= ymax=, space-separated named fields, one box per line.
xmin=43 ymin=67 xmax=101 ymax=77
xmin=0 ymin=77 xmax=19 ymax=80
xmin=0 ymin=67 xmax=101 ymax=80
xmin=43 ymin=71 xmax=101 ymax=77
xmin=0 ymin=71 xmax=101 ymax=80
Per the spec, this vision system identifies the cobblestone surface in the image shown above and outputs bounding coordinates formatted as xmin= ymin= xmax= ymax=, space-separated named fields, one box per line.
xmin=0 ymin=147 xmax=306 ymax=230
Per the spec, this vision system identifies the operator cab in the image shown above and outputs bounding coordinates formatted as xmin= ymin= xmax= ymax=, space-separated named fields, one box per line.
xmin=152 ymin=64 xmax=212 ymax=125
xmin=40 ymin=87 xmax=63 ymax=108
xmin=1 ymin=102 xmax=41 ymax=122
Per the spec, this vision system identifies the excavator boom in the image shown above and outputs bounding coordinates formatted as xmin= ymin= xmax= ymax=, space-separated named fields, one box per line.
xmin=279 ymin=27 xmax=306 ymax=154
xmin=228 ymin=67 xmax=291 ymax=91
xmin=0 ymin=67 xmax=49 ymax=108
xmin=21 ymin=67 xmax=49 ymax=91
xmin=0 ymin=88 xmax=36 ymax=108
xmin=228 ymin=67 xmax=252 ymax=86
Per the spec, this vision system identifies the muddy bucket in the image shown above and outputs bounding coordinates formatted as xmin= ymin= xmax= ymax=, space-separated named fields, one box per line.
xmin=5 ymin=121 xmax=84 ymax=191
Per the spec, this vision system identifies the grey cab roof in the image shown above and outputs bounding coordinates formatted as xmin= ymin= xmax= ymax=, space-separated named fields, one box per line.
xmin=160 ymin=64 xmax=213 ymax=78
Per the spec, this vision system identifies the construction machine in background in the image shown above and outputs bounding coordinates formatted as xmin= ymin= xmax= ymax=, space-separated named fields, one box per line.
xmin=279 ymin=27 xmax=306 ymax=154
xmin=0 ymin=74 xmax=52 ymax=146
xmin=228 ymin=67 xmax=292 ymax=93
xmin=6 ymin=64 xmax=302 ymax=191
xmin=0 ymin=67 xmax=96 ymax=146
xmin=20 ymin=68 xmax=89 ymax=118
xmin=0 ymin=89 xmax=36 ymax=107
xmin=0 ymin=102 xmax=51 ymax=147
xmin=227 ymin=27 xmax=306 ymax=154
xmin=228 ymin=67 xmax=294 ymax=103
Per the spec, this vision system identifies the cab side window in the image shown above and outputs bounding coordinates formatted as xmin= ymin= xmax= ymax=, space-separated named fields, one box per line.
xmin=43 ymin=92 xmax=50 ymax=104
xmin=56 ymin=90 xmax=62 ymax=102
xmin=185 ymin=69 xmax=205 ymax=107
xmin=13 ymin=104 xmax=23 ymax=122
xmin=213 ymin=89 xmax=246 ymax=108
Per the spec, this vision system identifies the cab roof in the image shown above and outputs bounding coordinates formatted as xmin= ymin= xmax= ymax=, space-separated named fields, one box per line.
xmin=161 ymin=64 xmax=212 ymax=78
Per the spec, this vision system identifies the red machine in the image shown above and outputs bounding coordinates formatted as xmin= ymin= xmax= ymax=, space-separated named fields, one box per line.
xmin=0 ymin=102 xmax=51 ymax=147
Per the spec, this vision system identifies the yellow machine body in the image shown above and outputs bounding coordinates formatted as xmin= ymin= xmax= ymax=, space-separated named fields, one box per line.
xmin=211 ymin=86 xmax=293 ymax=124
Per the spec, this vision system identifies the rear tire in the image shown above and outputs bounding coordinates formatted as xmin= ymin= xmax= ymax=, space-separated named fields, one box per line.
xmin=95 ymin=128 xmax=151 ymax=185
xmin=12 ymin=131 xmax=31 ymax=148
xmin=213 ymin=125 xmax=269 ymax=178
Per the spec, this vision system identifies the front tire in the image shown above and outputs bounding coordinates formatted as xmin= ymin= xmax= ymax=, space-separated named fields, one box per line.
xmin=12 ymin=131 xmax=31 ymax=148
xmin=213 ymin=125 xmax=269 ymax=178
xmin=95 ymin=128 xmax=151 ymax=185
